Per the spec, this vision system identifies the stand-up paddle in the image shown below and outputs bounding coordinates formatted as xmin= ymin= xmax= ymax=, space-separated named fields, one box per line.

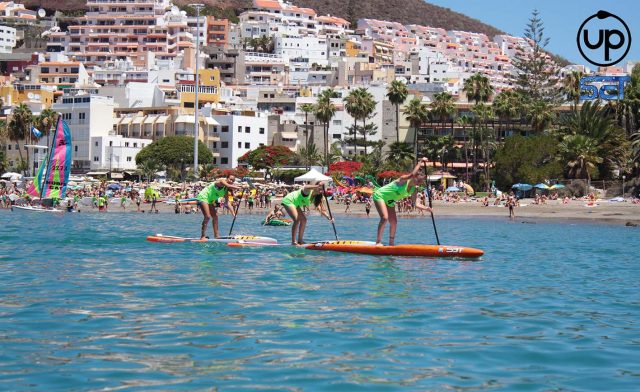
xmin=322 ymin=183 xmax=339 ymax=241
xmin=424 ymin=165 xmax=440 ymax=245
xmin=228 ymin=183 xmax=248 ymax=236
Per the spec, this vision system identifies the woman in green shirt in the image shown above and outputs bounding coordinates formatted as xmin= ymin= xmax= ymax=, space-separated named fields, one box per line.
xmin=372 ymin=158 xmax=432 ymax=245
xmin=282 ymin=182 xmax=332 ymax=245
xmin=197 ymin=174 xmax=245 ymax=239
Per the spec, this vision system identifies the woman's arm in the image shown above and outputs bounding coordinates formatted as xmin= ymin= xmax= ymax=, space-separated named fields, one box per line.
xmin=398 ymin=158 xmax=429 ymax=184
xmin=315 ymin=203 xmax=333 ymax=221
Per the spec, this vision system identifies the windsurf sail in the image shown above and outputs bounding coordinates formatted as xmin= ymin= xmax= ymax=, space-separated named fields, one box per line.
xmin=41 ymin=117 xmax=72 ymax=199
xmin=26 ymin=153 xmax=47 ymax=197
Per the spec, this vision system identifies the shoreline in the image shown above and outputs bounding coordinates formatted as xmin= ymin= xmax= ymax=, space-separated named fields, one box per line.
xmin=12 ymin=198 xmax=639 ymax=226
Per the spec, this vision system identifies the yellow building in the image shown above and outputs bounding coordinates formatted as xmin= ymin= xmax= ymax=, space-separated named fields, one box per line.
xmin=179 ymin=68 xmax=221 ymax=111
xmin=345 ymin=40 xmax=362 ymax=57
xmin=0 ymin=83 xmax=56 ymax=108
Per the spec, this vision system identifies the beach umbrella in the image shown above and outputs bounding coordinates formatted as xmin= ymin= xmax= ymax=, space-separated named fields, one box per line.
xmin=550 ymin=184 xmax=565 ymax=189
xmin=445 ymin=186 xmax=461 ymax=192
xmin=534 ymin=183 xmax=550 ymax=189
xmin=512 ymin=183 xmax=533 ymax=191
xmin=107 ymin=183 xmax=122 ymax=191
xmin=1 ymin=172 xmax=22 ymax=179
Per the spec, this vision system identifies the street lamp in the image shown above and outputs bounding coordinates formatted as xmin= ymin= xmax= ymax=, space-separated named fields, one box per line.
xmin=192 ymin=3 xmax=204 ymax=178
xmin=622 ymin=175 xmax=626 ymax=197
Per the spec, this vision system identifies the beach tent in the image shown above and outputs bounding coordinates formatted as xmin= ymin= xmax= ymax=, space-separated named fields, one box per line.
xmin=1 ymin=172 xmax=22 ymax=179
xmin=512 ymin=183 xmax=533 ymax=191
xmin=445 ymin=186 xmax=461 ymax=192
xmin=294 ymin=169 xmax=332 ymax=183
xmin=107 ymin=183 xmax=122 ymax=191
xmin=550 ymin=184 xmax=565 ymax=189
xmin=534 ymin=183 xmax=550 ymax=189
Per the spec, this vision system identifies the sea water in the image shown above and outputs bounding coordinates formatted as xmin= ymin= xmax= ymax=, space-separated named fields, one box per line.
xmin=0 ymin=211 xmax=638 ymax=391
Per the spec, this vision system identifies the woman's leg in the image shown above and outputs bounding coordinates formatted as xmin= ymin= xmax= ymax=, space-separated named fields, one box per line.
xmin=199 ymin=202 xmax=211 ymax=239
xmin=374 ymin=199 xmax=389 ymax=245
xmin=211 ymin=204 xmax=219 ymax=238
xmin=388 ymin=206 xmax=398 ymax=246
xmin=283 ymin=204 xmax=299 ymax=245
xmin=296 ymin=207 xmax=307 ymax=244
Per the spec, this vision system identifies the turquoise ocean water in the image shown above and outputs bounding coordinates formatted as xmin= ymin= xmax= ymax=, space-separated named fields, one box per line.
xmin=0 ymin=210 xmax=638 ymax=391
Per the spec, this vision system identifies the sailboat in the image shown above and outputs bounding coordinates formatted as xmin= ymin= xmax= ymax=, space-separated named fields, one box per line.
xmin=12 ymin=115 xmax=72 ymax=213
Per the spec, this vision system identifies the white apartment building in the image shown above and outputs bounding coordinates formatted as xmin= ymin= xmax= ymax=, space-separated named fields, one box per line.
xmin=0 ymin=24 xmax=15 ymax=53
xmin=47 ymin=0 xmax=194 ymax=68
xmin=90 ymin=134 xmax=150 ymax=172
xmin=52 ymin=94 xmax=116 ymax=172
xmin=213 ymin=112 xmax=269 ymax=168
xmin=274 ymin=34 xmax=328 ymax=66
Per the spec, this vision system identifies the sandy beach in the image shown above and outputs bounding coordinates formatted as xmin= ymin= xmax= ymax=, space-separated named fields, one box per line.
xmin=71 ymin=197 xmax=640 ymax=225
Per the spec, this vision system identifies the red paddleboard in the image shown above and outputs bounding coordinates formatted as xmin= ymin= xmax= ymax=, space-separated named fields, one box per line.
xmin=305 ymin=242 xmax=484 ymax=258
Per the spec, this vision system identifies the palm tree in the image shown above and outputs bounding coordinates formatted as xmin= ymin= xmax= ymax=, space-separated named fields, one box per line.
xmin=430 ymin=91 xmax=455 ymax=136
xmin=527 ymin=99 xmax=554 ymax=133
xmin=386 ymin=141 xmax=414 ymax=171
xmin=562 ymin=70 xmax=584 ymax=105
xmin=297 ymin=143 xmax=321 ymax=169
xmin=463 ymin=73 xmax=493 ymax=105
xmin=344 ymin=87 xmax=376 ymax=154
xmin=35 ymin=108 xmax=58 ymax=146
xmin=558 ymin=134 xmax=603 ymax=185
xmin=492 ymin=90 xmax=520 ymax=141
xmin=386 ymin=80 xmax=408 ymax=142
xmin=8 ymin=103 xmax=33 ymax=176
xmin=300 ymin=103 xmax=315 ymax=146
xmin=315 ymin=89 xmax=338 ymax=165
xmin=456 ymin=115 xmax=472 ymax=182
xmin=404 ymin=97 xmax=429 ymax=164
xmin=472 ymin=103 xmax=494 ymax=190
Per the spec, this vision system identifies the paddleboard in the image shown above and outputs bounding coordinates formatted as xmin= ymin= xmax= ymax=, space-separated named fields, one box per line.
xmin=147 ymin=234 xmax=278 ymax=244
xmin=305 ymin=241 xmax=484 ymax=258
xmin=228 ymin=240 xmax=376 ymax=248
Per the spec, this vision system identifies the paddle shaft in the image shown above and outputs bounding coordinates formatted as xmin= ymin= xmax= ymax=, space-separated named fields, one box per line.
xmin=228 ymin=186 xmax=246 ymax=236
xmin=322 ymin=183 xmax=339 ymax=240
xmin=424 ymin=165 xmax=441 ymax=245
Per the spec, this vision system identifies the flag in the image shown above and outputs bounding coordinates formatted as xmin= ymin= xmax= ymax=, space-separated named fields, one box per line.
xmin=31 ymin=126 xmax=42 ymax=138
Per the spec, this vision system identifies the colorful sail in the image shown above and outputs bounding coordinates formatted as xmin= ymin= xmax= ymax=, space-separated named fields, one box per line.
xmin=26 ymin=154 xmax=47 ymax=197
xmin=41 ymin=117 xmax=72 ymax=199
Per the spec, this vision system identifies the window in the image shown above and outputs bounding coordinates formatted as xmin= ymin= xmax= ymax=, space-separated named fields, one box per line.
xmin=75 ymin=146 xmax=78 ymax=152
xmin=126 ymin=157 xmax=132 ymax=162
xmin=109 ymin=141 xmax=113 ymax=147
xmin=212 ymin=142 xmax=217 ymax=148
xmin=221 ymin=157 xmax=228 ymax=164
xmin=62 ymin=113 xmax=72 ymax=120
xmin=244 ymin=142 xmax=250 ymax=149
xmin=237 ymin=141 xmax=241 ymax=148
xmin=95 ymin=141 xmax=99 ymax=146
xmin=212 ymin=157 xmax=217 ymax=164
xmin=221 ymin=141 xmax=228 ymax=148
xmin=221 ymin=126 xmax=229 ymax=133
xmin=93 ymin=156 xmax=99 ymax=162
xmin=213 ymin=126 xmax=218 ymax=133
xmin=259 ymin=143 xmax=265 ymax=147
xmin=133 ymin=143 xmax=137 ymax=148
xmin=245 ymin=126 xmax=250 ymax=133
xmin=238 ymin=126 xmax=242 ymax=133
xmin=7 ymin=145 xmax=10 ymax=150
xmin=259 ymin=127 xmax=265 ymax=134
xmin=333 ymin=134 xmax=342 ymax=139
xmin=125 ymin=142 xmax=129 ymax=147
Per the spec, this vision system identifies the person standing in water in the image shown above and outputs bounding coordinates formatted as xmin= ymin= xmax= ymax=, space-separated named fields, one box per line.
xmin=373 ymin=158 xmax=432 ymax=246
xmin=197 ymin=174 xmax=245 ymax=239
xmin=281 ymin=183 xmax=333 ymax=245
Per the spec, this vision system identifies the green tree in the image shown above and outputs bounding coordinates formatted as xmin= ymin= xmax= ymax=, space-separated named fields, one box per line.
xmin=463 ymin=73 xmax=493 ymax=105
xmin=386 ymin=141 xmax=414 ymax=171
xmin=404 ymin=97 xmax=429 ymax=164
xmin=472 ymin=103 xmax=494 ymax=188
xmin=138 ymin=158 xmax=164 ymax=182
xmin=493 ymin=135 xmax=562 ymax=190
xmin=300 ymin=103 xmax=315 ymax=146
xmin=8 ymin=104 xmax=33 ymax=176
xmin=511 ymin=9 xmax=562 ymax=105
xmin=136 ymin=136 xmax=212 ymax=181
xmin=34 ymin=108 xmax=58 ymax=141
xmin=562 ymin=70 xmax=584 ymax=105
xmin=558 ymin=134 xmax=603 ymax=183
xmin=386 ymin=80 xmax=409 ymax=142
xmin=320 ymin=142 xmax=342 ymax=167
xmin=430 ymin=91 xmax=455 ymax=136
xmin=297 ymin=143 xmax=321 ymax=169
xmin=315 ymin=89 xmax=339 ymax=165
xmin=492 ymin=90 xmax=522 ymax=140
xmin=456 ymin=115 xmax=472 ymax=182
xmin=344 ymin=87 xmax=377 ymax=154
xmin=527 ymin=100 xmax=555 ymax=133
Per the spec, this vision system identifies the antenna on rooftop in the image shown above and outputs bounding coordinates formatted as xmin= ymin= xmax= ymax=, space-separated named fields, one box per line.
xmin=37 ymin=9 xmax=46 ymax=18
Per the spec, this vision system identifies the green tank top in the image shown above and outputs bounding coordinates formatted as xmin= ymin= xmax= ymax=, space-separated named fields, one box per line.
xmin=373 ymin=181 xmax=415 ymax=203
xmin=197 ymin=183 xmax=227 ymax=203
xmin=282 ymin=189 xmax=312 ymax=207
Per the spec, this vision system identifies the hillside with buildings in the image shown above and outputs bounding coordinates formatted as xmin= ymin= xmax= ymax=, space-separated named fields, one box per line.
xmin=25 ymin=0 xmax=504 ymax=38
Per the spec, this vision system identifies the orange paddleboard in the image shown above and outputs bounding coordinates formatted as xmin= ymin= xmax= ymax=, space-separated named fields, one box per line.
xmin=305 ymin=242 xmax=484 ymax=258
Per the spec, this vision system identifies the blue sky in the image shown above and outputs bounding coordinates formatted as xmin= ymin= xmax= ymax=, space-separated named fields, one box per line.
xmin=426 ymin=0 xmax=640 ymax=67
